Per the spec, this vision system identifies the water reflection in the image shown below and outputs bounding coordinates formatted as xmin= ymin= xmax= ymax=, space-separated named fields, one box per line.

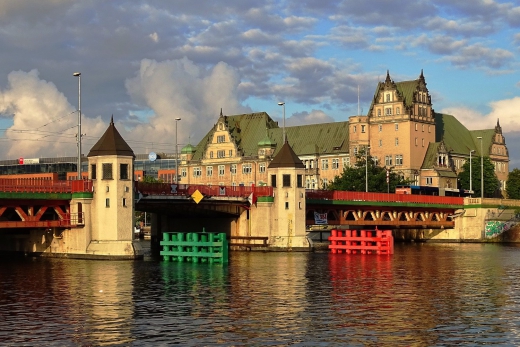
xmin=2 ymin=243 xmax=520 ymax=345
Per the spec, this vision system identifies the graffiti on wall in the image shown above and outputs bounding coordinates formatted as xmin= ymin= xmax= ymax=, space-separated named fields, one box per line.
xmin=485 ymin=221 xmax=516 ymax=238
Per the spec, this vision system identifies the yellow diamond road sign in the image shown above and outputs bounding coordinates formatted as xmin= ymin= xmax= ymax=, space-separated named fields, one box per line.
xmin=191 ymin=189 xmax=204 ymax=204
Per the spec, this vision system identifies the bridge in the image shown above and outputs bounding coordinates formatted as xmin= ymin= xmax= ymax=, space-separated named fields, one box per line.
xmin=0 ymin=178 xmax=462 ymax=230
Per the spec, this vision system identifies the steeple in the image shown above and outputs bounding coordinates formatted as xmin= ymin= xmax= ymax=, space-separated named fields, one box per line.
xmin=88 ymin=116 xmax=134 ymax=157
xmin=385 ymin=70 xmax=392 ymax=84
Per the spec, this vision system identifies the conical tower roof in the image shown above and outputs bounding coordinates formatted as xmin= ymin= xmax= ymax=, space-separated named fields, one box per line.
xmin=87 ymin=116 xmax=134 ymax=157
xmin=268 ymin=140 xmax=304 ymax=168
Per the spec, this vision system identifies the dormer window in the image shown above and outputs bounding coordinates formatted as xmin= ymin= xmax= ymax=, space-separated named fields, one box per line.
xmin=217 ymin=135 xmax=225 ymax=143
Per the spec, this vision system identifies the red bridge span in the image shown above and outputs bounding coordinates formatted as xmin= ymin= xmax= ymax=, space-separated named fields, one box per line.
xmin=0 ymin=178 xmax=463 ymax=230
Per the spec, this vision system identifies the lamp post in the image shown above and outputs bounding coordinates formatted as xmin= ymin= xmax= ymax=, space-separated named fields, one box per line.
xmin=477 ymin=136 xmax=483 ymax=199
xmin=73 ymin=72 xmax=81 ymax=179
xmin=469 ymin=149 xmax=475 ymax=195
xmin=277 ymin=102 xmax=286 ymax=143
xmin=365 ymin=146 xmax=370 ymax=192
xmin=175 ymin=117 xmax=181 ymax=183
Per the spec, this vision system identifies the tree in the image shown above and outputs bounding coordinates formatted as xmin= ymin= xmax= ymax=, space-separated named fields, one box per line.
xmin=506 ymin=168 xmax=520 ymax=199
xmin=328 ymin=149 xmax=409 ymax=192
xmin=458 ymin=156 xmax=500 ymax=197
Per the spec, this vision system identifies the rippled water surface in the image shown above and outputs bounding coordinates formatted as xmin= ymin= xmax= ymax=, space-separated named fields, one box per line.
xmin=2 ymin=242 xmax=520 ymax=346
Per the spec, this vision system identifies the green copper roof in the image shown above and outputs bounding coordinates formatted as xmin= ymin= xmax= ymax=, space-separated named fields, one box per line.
xmin=435 ymin=113 xmax=494 ymax=156
xmin=181 ymin=143 xmax=196 ymax=154
xmin=189 ymin=112 xmax=350 ymax=160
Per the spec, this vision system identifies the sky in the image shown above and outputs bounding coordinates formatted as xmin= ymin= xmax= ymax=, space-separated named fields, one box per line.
xmin=0 ymin=0 xmax=519 ymax=168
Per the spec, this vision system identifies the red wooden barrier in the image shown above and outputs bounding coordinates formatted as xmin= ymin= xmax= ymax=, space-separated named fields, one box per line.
xmin=328 ymin=228 xmax=394 ymax=255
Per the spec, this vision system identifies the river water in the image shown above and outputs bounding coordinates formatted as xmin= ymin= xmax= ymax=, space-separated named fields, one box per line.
xmin=1 ymin=242 xmax=520 ymax=346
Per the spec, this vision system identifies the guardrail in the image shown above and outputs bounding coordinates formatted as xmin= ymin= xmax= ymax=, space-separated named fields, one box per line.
xmin=307 ymin=190 xmax=463 ymax=205
xmin=136 ymin=182 xmax=273 ymax=198
xmin=0 ymin=178 xmax=93 ymax=193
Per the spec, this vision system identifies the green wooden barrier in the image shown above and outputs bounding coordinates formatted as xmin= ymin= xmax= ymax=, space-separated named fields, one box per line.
xmin=160 ymin=231 xmax=228 ymax=263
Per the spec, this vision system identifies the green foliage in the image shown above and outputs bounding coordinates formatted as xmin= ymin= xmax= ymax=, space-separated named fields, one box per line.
xmin=506 ymin=168 xmax=520 ymax=199
xmin=141 ymin=175 xmax=163 ymax=183
xmin=458 ymin=156 xmax=501 ymax=197
xmin=328 ymin=150 xmax=409 ymax=192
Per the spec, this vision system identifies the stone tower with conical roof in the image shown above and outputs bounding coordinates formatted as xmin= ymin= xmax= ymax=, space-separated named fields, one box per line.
xmin=266 ymin=139 xmax=309 ymax=250
xmin=86 ymin=117 xmax=142 ymax=258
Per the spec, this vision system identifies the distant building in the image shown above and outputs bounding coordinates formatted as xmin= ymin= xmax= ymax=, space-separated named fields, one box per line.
xmin=178 ymin=71 xmax=509 ymax=193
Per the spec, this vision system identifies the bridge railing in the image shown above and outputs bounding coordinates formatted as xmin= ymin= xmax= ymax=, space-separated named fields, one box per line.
xmin=306 ymin=190 xmax=464 ymax=205
xmin=0 ymin=178 xmax=93 ymax=194
xmin=136 ymin=182 xmax=273 ymax=198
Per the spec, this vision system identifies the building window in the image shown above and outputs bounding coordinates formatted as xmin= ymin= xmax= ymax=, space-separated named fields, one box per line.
xmin=210 ymin=151 xmax=214 ymax=159
xmin=354 ymin=147 xmax=358 ymax=155
xmin=379 ymin=125 xmax=382 ymax=132
xmin=343 ymin=157 xmax=350 ymax=168
xmin=285 ymin=202 xmax=289 ymax=210
xmin=395 ymin=155 xmax=403 ymax=166
xmin=386 ymin=93 xmax=391 ymax=102
xmin=283 ymin=174 xmax=291 ymax=187
xmin=106 ymin=198 xmax=110 ymax=207
xmin=322 ymin=178 xmax=328 ymax=188
xmin=426 ymin=177 xmax=433 ymax=185
xmin=377 ymin=109 xmax=381 ymax=117
xmin=91 ymin=164 xmax=96 ymax=180
xmin=379 ymin=140 xmax=382 ymax=147
xmin=259 ymin=163 xmax=266 ymax=173
xmin=396 ymin=107 xmax=400 ymax=115
xmin=353 ymin=125 xmax=357 ymax=133
xmin=297 ymin=174 xmax=303 ymax=188
xmin=122 ymin=198 xmax=127 ymax=207
xmin=415 ymin=123 xmax=418 ymax=131
xmin=332 ymin=159 xmax=339 ymax=169
xmin=206 ymin=166 xmax=213 ymax=177
xmin=385 ymin=155 xmax=393 ymax=166
xmin=395 ymin=138 xmax=399 ymax=146
xmin=422 ymin=124 xmax=425 ymax=132
xmin=181 ymin=168 xmax=187 ymax=177
xmin=385 ymin=108 xmax=392 ymax=115
xmin=218 ymin=165 xmax=225 ymax=176
xmin=217 ymin=150 xmax=225 ymax=158
xmin=415 ymin=138 xmax=418 ymax=146
xmin=271 ymin=174 xmax=277 ymax=187
xmin=395 ymin=123 xmax=398 ymax=131
xmin=193 ymin=167 xmax=202 ymax=177
xmin=102 ymin=163 xmax=113 ymax=180
xmin=242 ymin=163 xmax=252 ymax=174
xmin=321 ymin=159 xmax=329 ymax=170
xmin=229 ymin=150 xmax=233 ymax=157
xmin=422 ymin=138 xmax=425 ymax=147
xmin=361 ymin=125 xmax=366 ymax=133
xmin=231 ymin=164 xmax=237 ymax=175
xmin=217 ymin=135 xmax=225 ymax=143
xmin=120 ymin=164 xmax=128 ymax=180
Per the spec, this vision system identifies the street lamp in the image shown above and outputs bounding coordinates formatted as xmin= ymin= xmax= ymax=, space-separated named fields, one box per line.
xmin=478 ymin=137 xmax=484 ymax=198
xmin=277 ymin=102 xmax=286 ymax=143
xmin=175 ymin=117 xmax=181 ymax=183
xmin=365 ymin=146 xmax=370 ymax=192
xmin=469 ymin=149 xmax=475 ymax=195
xmin=73 ymin=72 xmax=81 ymax=180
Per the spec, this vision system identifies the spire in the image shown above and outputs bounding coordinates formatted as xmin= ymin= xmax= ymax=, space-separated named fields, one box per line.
xmin=219 ymin=108 xmax=223 ymax=117
xmin=385 ymin=70 xmax=391 ymax=84
xmin=420 ymin=69 xmax=424 ymax=79
xmin=110 ymin=115 xmax=114 ymax=125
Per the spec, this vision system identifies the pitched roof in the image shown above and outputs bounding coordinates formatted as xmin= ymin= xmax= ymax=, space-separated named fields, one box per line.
xmin=268 ymin=140 xmax=305 ymax=168
xmin=190 ymin=111 xmax=350 ymax=160
xmin=87 ymin=117 xmax=134 ymax=157
xmin=435 ymin=113 xmax=494 ymax=156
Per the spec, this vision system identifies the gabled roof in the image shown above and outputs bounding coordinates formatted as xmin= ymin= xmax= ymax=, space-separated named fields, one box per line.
xmin=191 ymin=112 xmax=278 ymax=161
xmin=88 ymin=117 xmax=134 ymax=157
xmin=190 ymin=112 xmax=350 ymax=160
xmin=268 ymin=140 xmax=305 ymax=168
xmin=435 ymin=113 xmax=494 ymax=156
